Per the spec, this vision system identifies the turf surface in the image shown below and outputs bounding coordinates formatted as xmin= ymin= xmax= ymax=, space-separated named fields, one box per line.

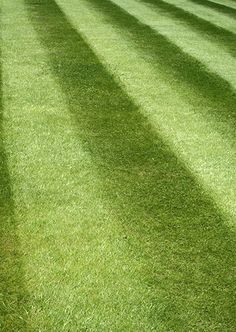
xmin=1 ymin=0 xmax=236 ymax=331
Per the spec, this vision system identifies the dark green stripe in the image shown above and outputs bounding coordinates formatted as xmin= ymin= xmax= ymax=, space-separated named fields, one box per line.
xmin=86 ymin=0 xmax=236 ymax=135
xmin=26 ymin=0 xmax=236 ymax=330
xmin=142 ymin=0 xmax=236 ymax=56
xmin=190 ymin=0 xmax=236 ymax=19
xmin=0 ymin=23 xmax=28 ymax=332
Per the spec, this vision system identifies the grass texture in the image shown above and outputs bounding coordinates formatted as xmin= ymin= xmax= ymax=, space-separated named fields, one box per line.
xmin=1 ymin=0 xmax=236 ymax=331
xmin=189 ymin=0 xmax=236 ymax=18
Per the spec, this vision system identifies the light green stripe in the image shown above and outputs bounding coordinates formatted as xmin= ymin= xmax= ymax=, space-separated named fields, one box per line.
xmin=0 ymin=5 xmax=28 ymax=330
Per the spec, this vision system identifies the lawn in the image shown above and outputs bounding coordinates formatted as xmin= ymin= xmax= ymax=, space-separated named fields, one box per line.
xmin=0 ymin=0 xmax=236 ymax=331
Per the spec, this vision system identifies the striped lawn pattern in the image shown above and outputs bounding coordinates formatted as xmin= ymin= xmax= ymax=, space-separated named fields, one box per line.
xmin=189 ymin=0 xmax=236 ymax=19
xmin=1 ymin=0 xmax=236 ymax=331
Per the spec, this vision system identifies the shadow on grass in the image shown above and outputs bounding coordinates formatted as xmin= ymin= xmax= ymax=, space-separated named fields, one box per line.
xmin=26 ymin=0 xmax=236 ymax=330
xmin=142 ymin=0 xmax=236 ymax=56
xmin=87 ymin=0 xmax=236 ymax=134
xmin=0 ymin=32 xmax=28 ymax=331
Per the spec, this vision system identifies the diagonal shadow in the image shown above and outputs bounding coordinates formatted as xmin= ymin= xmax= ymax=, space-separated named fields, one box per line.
xmin=26 ymin=0 xmax=236 ymax=330
xmin=0 ymin=25 xmax=28 ymax=332
xmin=190 ymin=0 xmax=236 ymax=19
xmin=142 ymin=0 xmax=236 ymax=56
xmin=86 ymin=0 xmax=236 ymax=135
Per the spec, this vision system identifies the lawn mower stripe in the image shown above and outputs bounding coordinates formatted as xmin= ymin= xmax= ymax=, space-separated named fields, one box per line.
xmin=109 ymin=0 xmax=236 ymax=87
xmin=24 ymin=1 xmax=236 ymax=329
xmin=189 ymin=0 xmax=236 ymax=18
xmin=86 ymin=0 xmax=236 ymax=130
xmin=0 ymin=26 xmax=28 ymax=332
xmin=56 ymin=0 xmax=236 ymax=223
xmin=1 ymin=0 xmax=235 ymax=329
xmin=213 ymin=0 xmax=236 ymax=9
xmin=141 ymin=0 xmax=236 ymax=57
xmin=163 ymin=0 xmax=236 ymax=34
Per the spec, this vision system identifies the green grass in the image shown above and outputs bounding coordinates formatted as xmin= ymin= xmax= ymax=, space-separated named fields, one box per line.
xmin=1 ymin=0 xmax=236 ymax=331
xmin=0 ymin=29 xmax=29 ymax=330
xmin=160 ymin=0 xmax=236 ymax=33
xmin=85 ymin=0 xmax=236 ymax=128
xmin=142 ymin=0 xmax=236 ymax=56
xmin=189 ymin=0 xmax=236 ymax=18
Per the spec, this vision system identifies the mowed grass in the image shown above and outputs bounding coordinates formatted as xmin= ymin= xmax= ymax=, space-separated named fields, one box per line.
xmin=0 ymin=33 xmax=28 ymax=331
xmin=1 ymin=0 xmax=236 ymax=331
